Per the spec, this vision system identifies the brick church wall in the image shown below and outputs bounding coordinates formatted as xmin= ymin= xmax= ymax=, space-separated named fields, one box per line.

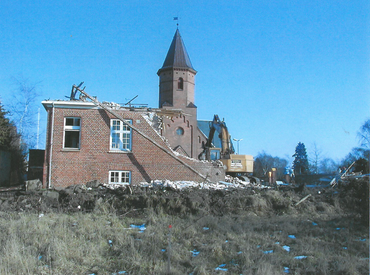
xmin=43 ymin=105 xmax=224 ymax=189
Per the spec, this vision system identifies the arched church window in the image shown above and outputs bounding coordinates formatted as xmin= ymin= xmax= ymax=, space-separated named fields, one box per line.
xmin=178 ymin=78 xmax=184 ymax=90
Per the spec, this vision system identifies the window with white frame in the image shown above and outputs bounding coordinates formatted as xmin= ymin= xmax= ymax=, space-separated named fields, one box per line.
xmin=110 ymin=119 xmax=132 ymax=151
xmin=109 ymin=171 xmax=131 ymax=184
xmin=64 ymin=117 xmax=81 ymax=149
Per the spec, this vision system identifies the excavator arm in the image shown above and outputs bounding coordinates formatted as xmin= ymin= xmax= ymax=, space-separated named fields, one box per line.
xmin=202 ymin=115 xmax=234 ymax=160
xmin=199 ymin=114 xmax=254 ymax=176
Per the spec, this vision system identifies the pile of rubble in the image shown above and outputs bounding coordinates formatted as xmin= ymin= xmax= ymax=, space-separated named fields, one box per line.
xmin=0 ymin=176 xmax=367 ymax=224
xmin=0 ymin=177 xmax=269 ymax=215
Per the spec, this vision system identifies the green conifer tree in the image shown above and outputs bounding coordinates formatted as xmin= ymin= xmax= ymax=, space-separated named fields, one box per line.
xmin=0 ymin=103 xmax=13 ymax=148
xmin=0 ymin=102 xmax=25 ymax=186
xmin=292 ymin=142 xmax=309 ymax=175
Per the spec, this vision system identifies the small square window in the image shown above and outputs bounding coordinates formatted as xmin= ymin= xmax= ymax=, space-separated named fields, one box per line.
xmin=109 ymin=171 xmax=131 ymax=185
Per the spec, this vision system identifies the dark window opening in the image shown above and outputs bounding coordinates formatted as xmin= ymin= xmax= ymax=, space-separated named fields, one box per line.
xmin=66 ymin=118 xmax=80 ymax=126
xmin=64 ymin=131 xmax=80 ymax=148
xmin=178 ymin=78 xmax=184 ymax=90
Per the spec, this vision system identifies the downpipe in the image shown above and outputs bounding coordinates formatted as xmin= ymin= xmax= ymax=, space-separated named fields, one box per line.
xmin=47 ymin=102 xmax=55 ymax=189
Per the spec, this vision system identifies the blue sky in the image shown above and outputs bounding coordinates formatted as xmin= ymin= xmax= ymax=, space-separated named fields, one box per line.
xmin=0 ymin=0 xmax=369 ymax=163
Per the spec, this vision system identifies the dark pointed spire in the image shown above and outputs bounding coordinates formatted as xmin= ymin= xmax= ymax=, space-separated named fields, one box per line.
xmin=158 ymin=29 xmax=196 ymax=73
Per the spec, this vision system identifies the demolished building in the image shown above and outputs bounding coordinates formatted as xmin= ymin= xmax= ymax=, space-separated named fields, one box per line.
xmin=42 ymin=29 xmax=226 ymax=189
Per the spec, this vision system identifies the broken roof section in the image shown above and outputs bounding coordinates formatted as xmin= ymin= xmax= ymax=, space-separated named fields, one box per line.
xmin=158 ymin=29 xmax=196 ymax=74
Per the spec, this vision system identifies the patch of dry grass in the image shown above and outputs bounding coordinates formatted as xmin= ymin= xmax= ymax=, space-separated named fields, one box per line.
xmin=0 ymin=204 xmax=367 ymax=274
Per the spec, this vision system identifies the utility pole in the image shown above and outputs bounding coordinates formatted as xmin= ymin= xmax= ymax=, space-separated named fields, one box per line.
xmin=36 ymin=107 xmax=40 ymax=149
xmin=233 ymin=138 xmax=242 ymax=154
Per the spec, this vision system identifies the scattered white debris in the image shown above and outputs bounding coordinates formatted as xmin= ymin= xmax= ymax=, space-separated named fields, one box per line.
xmin=137 ymin=178 xmax=266 ymax=190
xmin=38 ymin=213 xmax=44 ymax=218
xmin=219 ymin=181 xmax=232 ymax=186
xmin=276 ymin=181 xmax=288 ymax=186
xmin=103 ymin=176 xmax=269 ymax=191
xmin=102 ymin=183 xmax=130 ymax=190
xmin=130 ymin=223 xmax=146 ymax=233
xmin=191 ymin=249 xmax=200 ymax=257
xmin=294 ymin=256 xmax=307 ymax=260
xmin=215 ymin=264 xmax=228 ymax=271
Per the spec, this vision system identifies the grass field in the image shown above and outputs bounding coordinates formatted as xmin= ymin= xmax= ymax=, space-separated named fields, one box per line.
xmin=0 ymin=179 xmax=368 ymax=274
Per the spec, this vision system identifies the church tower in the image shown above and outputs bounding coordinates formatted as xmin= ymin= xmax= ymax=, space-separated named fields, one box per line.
xmin=157 ymin=29 xmax=197 ymax=109
xmin=157 ymin=29 xmax=205 ymax=159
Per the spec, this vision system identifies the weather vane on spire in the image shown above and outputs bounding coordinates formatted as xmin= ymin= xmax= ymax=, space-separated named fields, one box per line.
xmin=173 ymin=16 xmax=179 ymax=28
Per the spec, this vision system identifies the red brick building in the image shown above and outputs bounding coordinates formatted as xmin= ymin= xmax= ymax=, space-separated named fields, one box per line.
xmin=42 ymin=29 xmax=225 ymax=189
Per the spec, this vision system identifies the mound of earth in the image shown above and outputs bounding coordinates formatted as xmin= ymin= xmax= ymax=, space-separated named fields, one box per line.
xmin=0 ymin=178 xmax=368 ymax=225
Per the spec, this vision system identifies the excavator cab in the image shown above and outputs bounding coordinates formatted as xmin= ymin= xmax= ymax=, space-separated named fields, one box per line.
xmin=208 ymin=148 xmax=221 ymax=161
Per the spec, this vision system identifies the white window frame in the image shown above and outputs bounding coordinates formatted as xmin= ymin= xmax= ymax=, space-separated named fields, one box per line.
xmin=110 ymin=119 xmax=132 ymax=152
xmin=63 ymin=117 xmax=81 ymax=149
xmin=109 ymin=171 xmax=131 ymax=185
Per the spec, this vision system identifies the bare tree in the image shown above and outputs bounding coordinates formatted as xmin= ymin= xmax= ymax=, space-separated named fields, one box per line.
xmin=7 ymin=77 xmax=40 ymax=150
xmin=254 ymin=151 xmax=288 ymax=179
xmin=358 ymin=119 xmax=370 ymax=149
xmin=309 ymin=142 xmax=322 ymax=174
xmin=339 ymin=120 xmax=370 ymax=173
xmin=319 ymin=157 xmax=338 ymax=174
xmin=357 ymin=119 xmax=370 ymax=164
xmin=348 ymin=119 xmax=370 ymax=173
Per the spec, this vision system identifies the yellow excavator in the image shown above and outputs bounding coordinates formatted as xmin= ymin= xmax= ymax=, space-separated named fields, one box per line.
xmin=199 ymin=115 xmax=256 ymax=181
